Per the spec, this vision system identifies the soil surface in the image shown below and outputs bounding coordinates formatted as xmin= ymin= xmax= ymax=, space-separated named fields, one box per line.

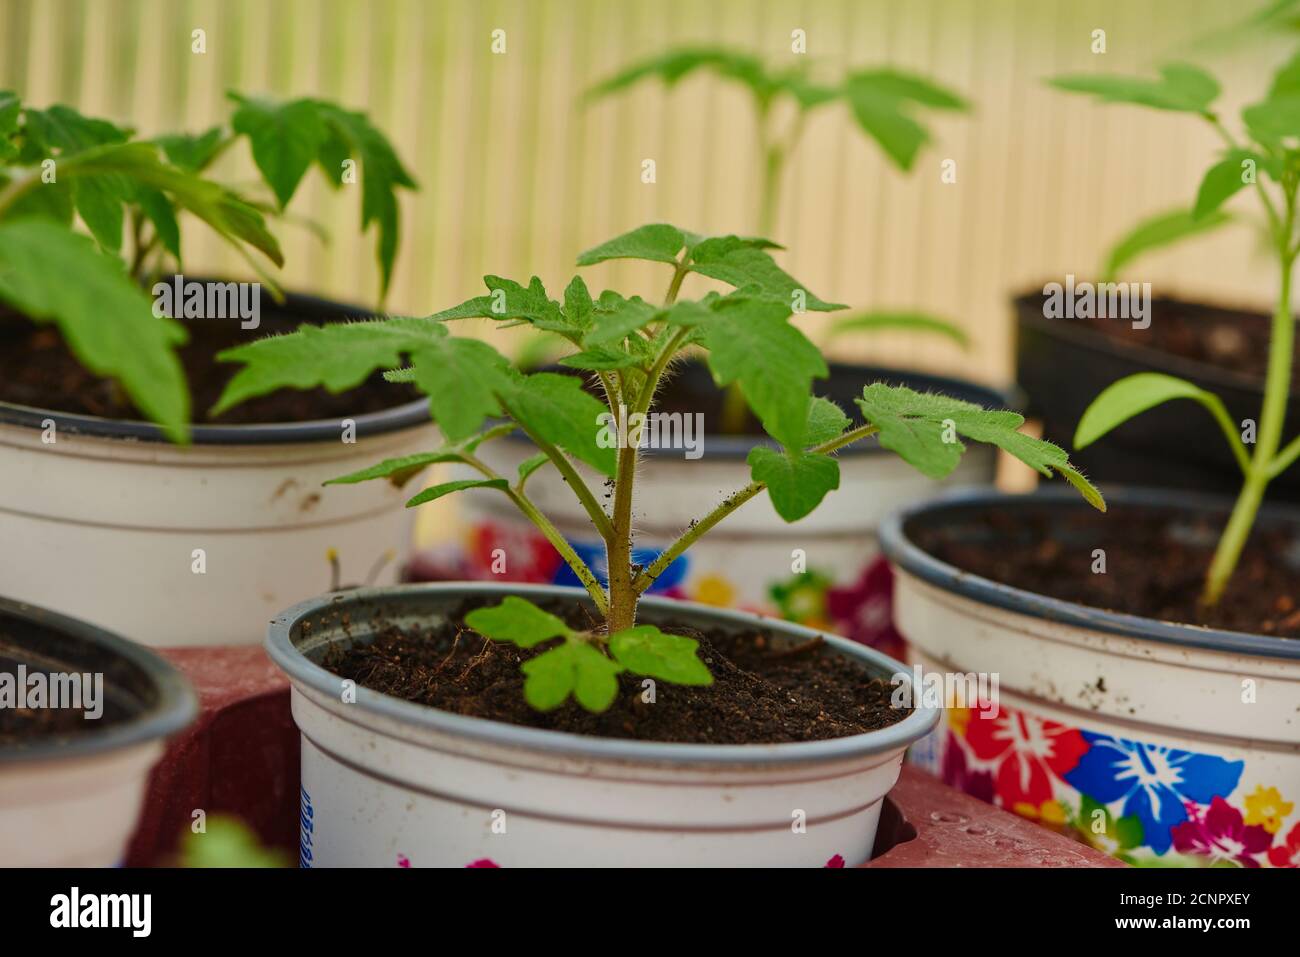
xmin=324 ymin=600 xmax=909 ymax=743
xmin=913 ymin=503 xmax=1300 ymax=639
xmin=1027 ymin=293 xmax=1300 ymax=386
xmin=0 ymin=306 xmax=418 ymax=425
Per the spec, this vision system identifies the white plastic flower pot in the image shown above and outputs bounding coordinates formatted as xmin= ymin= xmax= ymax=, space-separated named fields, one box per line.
xmin=267 ymin=582 xmax=939 ymax=868
xmin=0 ymin=597 xmax=197 ymax=866
xmin=0 ymin=288 xmax=438 ymax=647
xmin=441 ymin=362 xmax=1004 ymax=659
xmin=881 ymin=487 xmax=1300 ymax=868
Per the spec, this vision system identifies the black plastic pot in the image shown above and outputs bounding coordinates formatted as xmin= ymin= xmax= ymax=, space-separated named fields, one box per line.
xmin=1015 ymin=290 xmax=1300 ymax=500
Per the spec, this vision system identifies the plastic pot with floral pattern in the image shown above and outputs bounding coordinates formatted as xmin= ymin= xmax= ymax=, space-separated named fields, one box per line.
xmin=881 ymin=487 xmax=1300 ymax=868
xmin=424 ymin=360 xmax=1007 ymax=660
xmin=268 ymin=582 xmax=939 ymax=868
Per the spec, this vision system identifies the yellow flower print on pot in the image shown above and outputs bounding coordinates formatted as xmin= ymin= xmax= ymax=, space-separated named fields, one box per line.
xmin=1244 ymin=785 xmax=1294 ymax=834
xmin=690 ymin=573 xmax=736 ymax=608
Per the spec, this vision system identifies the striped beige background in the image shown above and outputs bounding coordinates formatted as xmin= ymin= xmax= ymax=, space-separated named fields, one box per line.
xmin=0 ymin=0 xmax=1290 ymax=386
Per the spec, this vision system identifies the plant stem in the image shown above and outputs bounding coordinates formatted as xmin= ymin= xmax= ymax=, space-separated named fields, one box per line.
xmin=633 ymin=423 xmax=880 ymax=594
xmin=460 ymin=451 xmax=608 ymax=613
xmin=509 ymin=416 xmax=615 ymax=542
xmin=1201 ymin=179 xmax=1297 ymax=605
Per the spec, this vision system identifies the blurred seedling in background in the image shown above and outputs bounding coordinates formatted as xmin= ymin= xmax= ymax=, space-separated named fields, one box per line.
xmin=587 ymin=46 xmax=973 ymax=431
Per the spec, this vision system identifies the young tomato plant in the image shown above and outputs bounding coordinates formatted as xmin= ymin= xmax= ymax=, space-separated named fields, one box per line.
xmin=589 ymin=47 xmax=972 ymax=430
xmin=1051 ymin=53 xmax=1300 ymax=606
xmin=215 ymin=222 xmax=1103 ymax=713
xmin=0 ymin=91 xmax=414 ymax=443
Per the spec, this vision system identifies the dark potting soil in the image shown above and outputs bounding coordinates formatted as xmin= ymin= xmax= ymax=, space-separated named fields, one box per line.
xmin=0 ymin=309 xmax=419 ymax=425
xmin=913 ymin=503 xmax=1300 ymax=639
xmin=1075 ymin=297 xmax=1300 ymax=387
xmin=324 ymin=601 xmax=909 ymax=744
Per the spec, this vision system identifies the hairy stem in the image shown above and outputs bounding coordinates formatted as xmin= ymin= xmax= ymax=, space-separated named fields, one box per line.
xmin=509 ymin=415 xmax=615 ymax=543
xmin=633 ymin=423 xmax=880 ymax=594
xmin=460 ymin=451 xmax=608 ymax=613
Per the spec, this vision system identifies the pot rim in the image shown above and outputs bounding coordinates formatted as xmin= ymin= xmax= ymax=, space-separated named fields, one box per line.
xmin=266 ymin=582 xmax=940 ymax=765
xmin=879 ymin=484 xmax=1300 ymax=661
xmin=0 ymin=596 xmax=198 ymax=764
xmin=0 ymin=284 xmax=431 ymax=446
xmin=503 ymin=360 xmax=1017 ymax=462
xmin=1013 ymin=287 xmax=1271 ymax=398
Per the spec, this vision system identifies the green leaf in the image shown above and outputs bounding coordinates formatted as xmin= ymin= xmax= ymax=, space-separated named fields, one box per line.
xmin=1193 ymin=151 xmax=1259 ymax=219
xmin=521 ymin=642 xmax=624 ymax=712
xmin=587 ymin=47 xmax=774 ymax=102
xmin=518 ymin=452 xmax=551 ymax=485
xmin=582 ymin=291 xmax=658 ymax=346
xmin=504 ymin=372 xmax=618 ymax=477
xmin=748 ymin=446 xmax=840 ymax=521
xmin=433 ymin=275 xmax=586 ymax=339
xmin=804 ymin=396 xmax=851 ymax=446
xmin=154 ymin=126 xmax=226 ymax=172
xmin=1101 ymin=208 xmax=1231 ymax=281
xmin=843 ymin=69 xmax=967 ymax=171
xmin=465 ymin=596 xmax=575 ymax=648
xmin=688 ymin=236 xmax=845 ymax=311
xmin=229 ymin=95 xmax=329 ymax=208
xmin=608 ymin=625 xmax=713 ymax=685
xmin=325 ymin=450 xmax=465 ymax=488
xmin=0 ymin=91 xmax=20 ymax=161
xmin=1243 ymin=93 xmax=1300 ymax=143
xmin=58 ymin=141 xmax=283 ymax=267
xmin=699 ymin=296 xmax=828 ymax=449
xmin=72 ymin=174 xmax=125 ymax=251
xmin=855 ymin=383 xmax=1105 ymax=510
xmin=135 ymin=185 xmax=181 ymax=258
xmin=22 ymin=104 xmax=129 ymax=153
xmin=1048 ymin=63 xmax=1220 ymax=113
xmin=576 ymin=223 xmax=686 ymax=266
xmin=559 ymin=345 xmax=647 ymax=371
xmin=212 ymin=315 xmax=444 ymax=416
xmin=1074 ymin=372 xmax=1236 ymax=450
xmin=0 ymin=220 xmax=189 ymax=442
xmin=405 ymin=478 xmax=508 ymax=508
xmin=829 ymin=310 xmax=970 ymax=347
xmin=409 ymin=333 xmax=513 ymax=442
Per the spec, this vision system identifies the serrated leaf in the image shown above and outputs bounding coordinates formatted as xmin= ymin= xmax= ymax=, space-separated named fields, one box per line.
xmin=1049 ymin=64 xmax=1220 ymax=113
xmin=405 ymin=478 xmax=508 ymax=507
xmin=410 ymin=334 xmax=513 ymax=442
xmin=504 ymin=372 xmax=617 ymax=477
xmin=212 ymin=315 xmax=443 ymax=416
xmin=135 ymin=185 xmax=181 ymax=258
xmin=855 ymin=383 xmax=1105 ymax=510
xmin=829 ymin=310 xmax=970 ymax=347
xmin=314 ymin=100 xmax=417 ymax=295
xmin=559 ymin=345 xmax=646 ymax=371
xmin=465 ymin=596 xmax=575 ymax=648
xmin=433 ymin=275 xmax=586 ymax=339
xmin=576 ymin=223 xmax=687 ymax=266
xmin=325 ymin=450 xmax=465 ymax=488
xmin=1102 ymin=208 xmax=1231 ymax=281
xmin=521 ymin=642 xmax=624 ymax=712
xmin=23 ymin=104 xmax=129 ymax=153
xmin=699 ymin=297 xmax=828 ymax=449
xmin=803 ymin=396 xmax=851 ymax=446
xmin=229 ymin=95 xmax=329 ymax=208
xmin=688 ymin=236 xmax=845 ymax=311
xmin=583 ymin=291 xmax=658 ymax=346
xmin=608 ymin=625 xmax=713 ymax=685
xmin=748 ymin=446 xmax=840 ymax=522
xmin=0 ymin=220 xmax=189 ymax=442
